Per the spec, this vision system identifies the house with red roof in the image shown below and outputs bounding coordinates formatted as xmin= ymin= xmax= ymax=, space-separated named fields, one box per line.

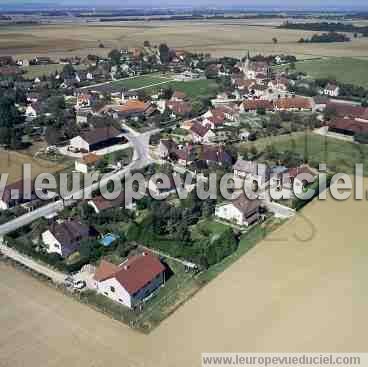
xmin=190 ymin=122 xmax=215 ymax=143
xmin=93 ymin=252 xmax=166 ymax=308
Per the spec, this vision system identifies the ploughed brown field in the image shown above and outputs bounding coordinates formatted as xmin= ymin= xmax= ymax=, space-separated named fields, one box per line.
xmin=2 ymin=19 xmax=368 ymax=60
xmin=0 ymin=178 xmax=366 ymax=366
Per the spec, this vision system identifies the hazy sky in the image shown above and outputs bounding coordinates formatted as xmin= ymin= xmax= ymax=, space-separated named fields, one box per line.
xmin=2 ymin=0 xmax=368 ymax=11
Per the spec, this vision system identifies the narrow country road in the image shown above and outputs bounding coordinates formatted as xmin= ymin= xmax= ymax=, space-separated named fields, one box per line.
xmin=0 ymin=243 xmax=66 ymax=283
xmin=0 ymin=128 xmax=155 ymax=237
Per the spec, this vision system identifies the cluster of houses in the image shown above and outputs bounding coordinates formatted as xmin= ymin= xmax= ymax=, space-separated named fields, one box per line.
xmin=3 ymin=45 xmax=364 ymax=312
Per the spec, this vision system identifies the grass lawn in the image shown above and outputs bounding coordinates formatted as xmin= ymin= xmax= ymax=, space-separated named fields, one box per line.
xmin=239 ymin=132 xmax=368 ymax=175
xmin=280 ymin=57 xmax=368 ymax=88
xmin=198 ymin=217 xmax=285 ymax=284
xmin=132 ymin=258 xmax=200 ymax=332
xmin=110 ymin=74 xmax=170 ymax=90
xmin=145 ymin=79 xmax=219 ymax=100
xmin=191 ymin=219 xmax=229 ymax=241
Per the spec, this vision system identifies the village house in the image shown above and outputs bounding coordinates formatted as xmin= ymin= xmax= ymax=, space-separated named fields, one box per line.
xmin=215 ymin=194 xmax=261 ymax=227
xmin=199 ymin=145 xmax=233 ymax=167
xmin=159 ymin=139 xmax=178 ymax=159
xmin=121 ymin=88 xmax=139 ymax=103
xmin=190 ymin=122 xmax=215 ymax=144
xmin=0 ymin=180 xmax=37 ymax=211
xmin=173 ymin=146 xmax=196 ymax=166
xmin=233 ymin=159 xmax=270 ymax=189
xmin=88 ymin=192 xmax=135 ymax=213
xmin=313 ymin=96 xmax=329 ymax=112
xmin=25 ymin=103 xmax=42 ymax=120
xmin=101 ymin=101 xmax=152 ymax=120
xmin=251 ymin=84 xmax=269 ymax=98
xmin=270 ymin=165 xmax=317 ymax=196
xmin=323 ymin=83 xmax=340 ymax=97
xmin=166 ymin=100 xmax=192 ymax=117
xmin=70 ymin=126 xmax=123 ymax=153
xmin=93 ymin=252 xmax=166 ymax=309
xmin=76 ymin=110 xmax=91 ymax=126
xmin=147 ymin=174 xmax=181 ymax=197
xmin=221 ymin=104 xmax=240 ymax=124
xmin=42 ymin=219 xmax=97 ymax=258
xmin=202 ymin=108 xmax=226 ymax=129
xmin=75 ymin=153 xmax=101 ymax=173
xmin=240 ymin=99 xmax=274 ymax=113
xmin=76 ymin=93 xmax=92 ymax=109
xmin=268 ymin=77 xmax=289 ymax=92
xmin=171 ymin=91 xmax=187 ymax=102
xmin=239 ymin=54 xmax=271 ymax=80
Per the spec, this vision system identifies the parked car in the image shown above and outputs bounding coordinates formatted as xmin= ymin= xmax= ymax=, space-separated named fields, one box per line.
xmin=73 ymin=280 xmax=86 ymax=290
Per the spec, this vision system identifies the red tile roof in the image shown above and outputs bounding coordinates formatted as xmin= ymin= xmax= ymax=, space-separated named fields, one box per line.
xmin=274 ymin=97 xmax=312 ymax=110
xmin=326 ymin=102 xmax=368 ymax=120
xmin=329 ymin=117 xmax=368 ymax=134
xmin=191 ymin=122 xmax=211 ymax=137
xmin=94 ymin=252 xmax=166 ymax=295
xmin=171 ymin=90 xmax=187 ymax=100
xmin=167 ymin=100 xmax=192 ymax=115
xmin=242 ymin=99 xmax=273 ymax=111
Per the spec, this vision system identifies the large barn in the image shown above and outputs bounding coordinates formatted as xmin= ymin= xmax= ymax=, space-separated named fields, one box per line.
xmin=70 ymin=126 xmax=123 ymax=152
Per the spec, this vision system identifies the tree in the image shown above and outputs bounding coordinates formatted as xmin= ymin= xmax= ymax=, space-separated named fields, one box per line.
xmin=108 ymin=49 xmax=121 ymax=66
xmin=249 ymin=146 xmax=258 ymax=159
xmin=159 ymin=43 xmax=170 ymax=64
xmin=0 ymin=96 xmax=22 ymax=146
xmin=161 ymin=87 xmax=174 ymax=100
xmin=62 ymin=64 xmax=75 ymax=78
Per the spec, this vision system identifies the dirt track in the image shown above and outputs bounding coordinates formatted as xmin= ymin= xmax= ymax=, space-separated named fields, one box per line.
xmin=0 ymin=183 xmax=367 ymax=366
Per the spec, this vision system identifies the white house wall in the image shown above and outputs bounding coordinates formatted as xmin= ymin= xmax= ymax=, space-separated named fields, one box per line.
xmin=97 ymin=277 xmax=132 ymax=308
xmin=42 ymin=230 xmax=63 ymax=256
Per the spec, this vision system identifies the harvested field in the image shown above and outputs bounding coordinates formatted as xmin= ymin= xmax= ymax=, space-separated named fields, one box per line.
xmin=0 ymin=150 xmax=66 ymax=184
xmin=0 ymin=181 xmax=366 ymax=366
xmin=2 ymin=20 xmax=368 ymax=60
xmin=24 ymin=64 xmax=86 ymax=79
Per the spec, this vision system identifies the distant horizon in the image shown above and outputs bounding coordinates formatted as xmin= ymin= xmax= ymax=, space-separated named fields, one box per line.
xmin=1 ymin=0 xmax=368 ymax=12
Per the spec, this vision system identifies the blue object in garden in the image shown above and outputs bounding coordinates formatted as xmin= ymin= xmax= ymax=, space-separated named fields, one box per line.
xmin=99 ymin=233 xmax=119 ymax=247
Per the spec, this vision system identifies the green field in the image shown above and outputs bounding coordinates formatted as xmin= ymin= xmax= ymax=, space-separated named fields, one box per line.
xmin=240 ymin=132 xmax=368 ymax=174
xmin=145 ymin=79 xmax=219 ymax=100
xmin=283 ymin=57 xmax=368 ymax=88
xmin=111 ymin=75 xmax=171 ymax=90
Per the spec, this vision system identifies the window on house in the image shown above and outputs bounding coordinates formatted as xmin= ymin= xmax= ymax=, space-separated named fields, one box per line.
xmin=110 ymin=286 xmax=115 ymax=293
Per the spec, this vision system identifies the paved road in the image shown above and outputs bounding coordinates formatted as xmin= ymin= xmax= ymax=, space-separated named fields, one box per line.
xmin=0 ymin=129 xmax=155 ymax=237
xmin=0 ymin=243 xmax=66 ymax=283
xmin=0 ymin=201 xmax=63 ymax=237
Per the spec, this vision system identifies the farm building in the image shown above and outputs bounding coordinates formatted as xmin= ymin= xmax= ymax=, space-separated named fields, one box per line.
xmin=70 ymin=126 xmax=123 ymax=152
